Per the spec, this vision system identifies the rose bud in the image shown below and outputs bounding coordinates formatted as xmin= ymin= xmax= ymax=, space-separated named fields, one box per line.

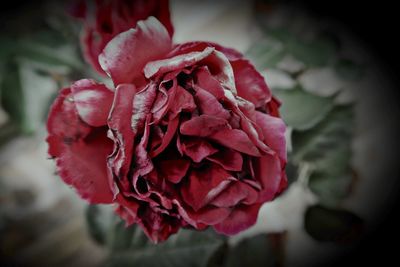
xmin=47 ymin=17 xmax=287 ymax=242
xmin=71 ymin=0 xmax=174 ymax=75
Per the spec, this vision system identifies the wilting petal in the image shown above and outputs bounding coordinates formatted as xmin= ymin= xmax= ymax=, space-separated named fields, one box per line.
xmin=214 ymin=204 xmax=262 ymax=235
xmin=55 ymin=128 xmax=114 ymax=204
xmin=186 ymin=206 xmax=231 ymax=226
xmin=71 ymin=79 xmax=114 ymax=127
xmin=169 ymin=86 xmax=196 ymax=118
xmin=195 ymin=88 xmax=230 ymax=119
xmin=232 ymin=59 xmax=271 ymax=108
xmin=107 ymin=84 xmax=136 ymax=183
xmin=170 ymin=41 xmax=243 ymax=61
xmin=46 ymin=87 xmax=113 ymax=204
xmin=181 ymin=138 xmax=218 ymax=163
xmin=115 ymin=194 xmax=140 ymax=225
xmin=211 ymin=181 xmax=258 ymax=208
xmin=144 ymin=47 xmax=214 ymax=78
xmin=253 ymin=154 xmax=283 ymax=202
xmin=255 ymin=111 xmax=287 ymax=162
xmin=159 ymin=159 xmax=190 ymax=184
xmin=180 ymin=115 xmax=230 ymax=137
xmin=181 ymin=163 xmax=235 ymax=211
xmin=132 ymin=83 xmax=157 ymax=135
xmin=99 ymin=17 xmax=172 ymax=85
xmin=150 ymin=116 xmax=179 ymax=157
xmin=209 ymin=128 xmax=261 ymax=156
xmin=47 ymin=88 xmax=91 ymax=157
xmin=194 ymin=66 xmax=225 ymax=99
xmin=207 ymin=148 xmax=243 ymax=172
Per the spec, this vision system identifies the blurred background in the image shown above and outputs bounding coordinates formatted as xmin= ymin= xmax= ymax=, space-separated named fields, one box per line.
xmin=1 ymin=0 xmax=399 ymax=266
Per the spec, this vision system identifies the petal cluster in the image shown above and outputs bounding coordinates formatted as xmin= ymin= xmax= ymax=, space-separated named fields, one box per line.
xmin=47 ymin=17 xmax=287 ymax=242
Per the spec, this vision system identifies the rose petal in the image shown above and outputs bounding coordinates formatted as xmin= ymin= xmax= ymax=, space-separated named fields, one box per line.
xmin=194 ymin=66 xmax=225 ymax=99
xmin=70 ymin=79 xmax=114 ymax=127
xmin=186 ymin=206 xmax=231 ymax=226
xmin=107 ymin=84 xmax=136 ymax=186
xmin=209 ymin=128 xmax=261 ymax=156
xmin=159 ymin=159 xmax=190 ymax=184
xmin=99 ymin=17 xmax=172 ymax=85
xmin=255 ymin=111 xmax=287 ymax=162
xmin=195 ymin=87 xmax=230 ymax=119
xmin=115 ymin=194 xmax=140 ymax=225
xmin=253 ymin=154 xmax=283 ymax=202
xmin=181 ymin=163 xmax=235 ymax=211
xmin=213 ymin=204 xmax=261 ymax=235
xmin=181 ymin=138 xmax=218 ymax=163
xmin=207 ymin=148 xmax=243 ymax=172
xmin=169 ymin=86 xmax=196 ymax=118
xmin=170 ymin=41 xmax=243 ymax=61
xmin=180 ymin=114 xmax=230 ymax=137
xmin=231 ymin=59 xmax=271 ymax=108
xmin=150 ymin=116 xmax=179 ymax=157
xmin=144 ymin=47 xmax=214 ymax=79
xmin=56 ymin=128 xmax=114 ymax=204
xmin=46 ymin=88 xmax=91 ymax=157
xmin=132 ymin=83 xmax=157 ymax=135
xmin=211 ymin=181 xmax=259 ymax=208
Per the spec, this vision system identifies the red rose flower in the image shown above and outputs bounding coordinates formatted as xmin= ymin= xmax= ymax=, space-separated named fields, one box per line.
xmin=72 ymin=0 xmax=174 ymax=75
xmin=47 ymin=17 xmax=287 ymax=242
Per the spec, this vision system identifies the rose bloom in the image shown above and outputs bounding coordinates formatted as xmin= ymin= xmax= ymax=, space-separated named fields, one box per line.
xmin=70 ymin=0 xmax=174 ymax=75
xmin=47 ymin=17 xmax=287 ymax=242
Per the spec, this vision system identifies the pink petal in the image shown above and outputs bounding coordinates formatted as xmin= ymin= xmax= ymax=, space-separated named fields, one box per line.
xmin=107 ymin=84 xmax=136 ymax=184
xmin=170 ymin=41 xmax=243 ymax=61
xmin=194 ymin=66 xmax=225 ymax=99
xmin=231 ymin=59 xmax=271 ymax=108
xmin=46 ymin=88 xmax=113 ymax=204
xmin=144 ymin=47 xmax=214 ymax=79
xmin=255 ymin=111 xmax=287 ymax=162
xmin=195 ymin=88 xmax=230 ymax=120
xmin=150 ymin=116 xmax=179 ymax=157
xmin=152 ymin=80 xmax=177 ymax=123
xmin=99 ymin=17 xmax=172 ymax=85
xmin=253 ymin=154 xmax=283 ymax=202
xmin=70 ymin=79 xmax=114 ymax=127
xmin=158 ymin=159 xmax=190 ymax=184
xmin=213 ymin=204 xmax=262 ymax=235
xmin=46 ymin=88 xmax=91 ymax=157
xmin=180 ymin=114 xmax=230 ymax=137
xmin=211 ymin=181 xmax=259 ymax=208
xmin=207 ymin=148 xmax=243 ymax=172
xmin=181 ymin=163 xmax=235 ymax=211
xmin=209 ymin=129 xmax=261 ymax=156
xmin=169 ymin=86 xmax=196 ymax=118
xmin=131 ymin=83 xmax=157 ymax=135
xmin=56 ymin=129 xmax=114 ymax=204
xmin=181 ymin=138 xmax=218 ymax=163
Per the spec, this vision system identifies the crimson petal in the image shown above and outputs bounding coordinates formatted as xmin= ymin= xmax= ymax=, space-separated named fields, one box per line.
xmin=180 ymin=114 xmax=230 ymax=137
xmin=213 ymin=204 xmax=262 ymax=235
xmin=159 ymin=159 xmax=190 ymax=184
xmin=209 ymin=128 xmax=261 ymax=156
xmin=99 ymin=17 xmax=172 ymax=85
xmin=232 ymin=59 xmax=271 ymax=108
xmin=207 ymin=148 xmax=243 ymax=172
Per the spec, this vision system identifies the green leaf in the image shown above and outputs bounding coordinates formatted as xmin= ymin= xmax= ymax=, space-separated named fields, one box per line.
xmin=223 ymin=234 xmax=284 ymax=267
xmin=292 ymin=105 xmax=354 ymax=206
xmin=246 ymin=39 xmax=286 ymax=69
xmin=287 ymin=38 xmax=336 ymax=67
xmin=273 ymin=86 xmax=335 ymax=130
xmin=105 ymin=229 xmax=225 ymax=267
xmin=305 ymin=205 xmax=363 ymax=243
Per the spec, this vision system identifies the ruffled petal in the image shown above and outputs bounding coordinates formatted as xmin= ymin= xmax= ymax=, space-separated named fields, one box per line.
xmin=207 ymin=148 xmax=243 ymax=172
xmin=181 ymin=163 xmax=235 ymax=211
xmin=99 ymin=17 xmax=172 ymax=85
xmin=195 ymin=87 xmax=230 ymax=119
xmin=213 ymin=204 xmax=261 ymax=235
xmin=180 ymin=114 xmax=230 ymax=137
xmin=181 ymin=138 xmax=218 ymax=163
xmin=211 ymin=181 xmax=258 ymax=208
xmin=255 ymin=111 xmax=287 ymax=162
xmin=209 ymin=129 xmax=261 ymax=156
xmin=231 ymin=59 xmax=271 ymax=108
xmin=253 ymin=154 xmax=283 ymax=202
xmin=71 ymin=79 xmax=114 ymax=127
xmin=158 ymin=159 xmax=190 ymax=184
